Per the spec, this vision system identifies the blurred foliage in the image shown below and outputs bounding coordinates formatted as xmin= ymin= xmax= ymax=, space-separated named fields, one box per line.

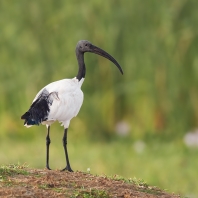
xmin=0 ymin=0 xmax=198 ymax=140
xmin=1 ymin=1 xmax=198 ymax=196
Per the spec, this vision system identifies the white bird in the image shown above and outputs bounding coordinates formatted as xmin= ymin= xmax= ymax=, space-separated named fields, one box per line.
xmin=21 ymin=40 xmax=123 ymax=172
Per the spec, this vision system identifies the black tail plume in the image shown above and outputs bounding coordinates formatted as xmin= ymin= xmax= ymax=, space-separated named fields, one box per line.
xmin=21 ymin=98 xmax=50 ymax=126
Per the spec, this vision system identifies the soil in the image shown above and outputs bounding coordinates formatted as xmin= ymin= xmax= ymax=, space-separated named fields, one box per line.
xmin=0 ymin=168 xmax=180 ymax=198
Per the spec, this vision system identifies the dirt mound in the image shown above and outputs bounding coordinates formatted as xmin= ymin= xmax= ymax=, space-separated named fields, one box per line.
xmin=0 ymin=167 xmax=180 ymax=197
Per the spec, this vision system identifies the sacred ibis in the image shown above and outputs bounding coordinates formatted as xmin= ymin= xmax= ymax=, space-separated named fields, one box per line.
xmin=21 ymin=40 xmax=123 ymax=172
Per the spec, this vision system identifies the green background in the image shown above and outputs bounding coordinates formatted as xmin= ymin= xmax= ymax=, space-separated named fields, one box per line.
xmin=0 ymin=1 xmax=198 ymax=197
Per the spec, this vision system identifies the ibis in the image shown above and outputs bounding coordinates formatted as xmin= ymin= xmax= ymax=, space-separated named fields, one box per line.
xmin=21 ymin=40 xmax=123 ymax=172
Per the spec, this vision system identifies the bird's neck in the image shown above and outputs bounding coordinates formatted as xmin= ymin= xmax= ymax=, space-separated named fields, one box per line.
xmin=76 ymin=51 xmax=86 ymax=81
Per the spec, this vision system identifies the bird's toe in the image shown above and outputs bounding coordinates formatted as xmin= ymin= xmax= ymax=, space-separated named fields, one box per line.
xmin=61 ymin=166 xmax=73 ymax=172
xmin=46 ymin=166 xmax=52 ymax=170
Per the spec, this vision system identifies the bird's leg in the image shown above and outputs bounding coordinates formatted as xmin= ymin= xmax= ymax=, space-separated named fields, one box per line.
xmin=62 ymin=128 xmax=73 ymax=172
xmin=46 ymin=126 xmax=51 ymax=170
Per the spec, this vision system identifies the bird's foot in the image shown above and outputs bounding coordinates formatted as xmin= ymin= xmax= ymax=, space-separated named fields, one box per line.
xmin=61 ymin=166 xmax=73 ymax=172
xmin=46 ymin=165 xmax=51 ymax=170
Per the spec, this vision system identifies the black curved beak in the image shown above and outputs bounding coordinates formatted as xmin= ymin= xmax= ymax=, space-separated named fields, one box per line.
xmin=90 ymin=44 xmax=123 ymax=75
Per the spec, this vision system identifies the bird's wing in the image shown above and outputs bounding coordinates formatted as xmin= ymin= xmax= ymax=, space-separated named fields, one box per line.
xmin=22 ymin=78 xmax=83 ymax=127
xmin=21 ymin=88 xmax=60 ymax=125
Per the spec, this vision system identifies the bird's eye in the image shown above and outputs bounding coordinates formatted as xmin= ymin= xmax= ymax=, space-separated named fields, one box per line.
xmin=85 ymin=44 xmax=88 ymax=46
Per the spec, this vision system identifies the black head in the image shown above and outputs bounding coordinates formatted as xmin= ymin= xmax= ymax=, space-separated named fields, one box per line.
xmin=76 ymin=40 xmax=123 ymax=74
xmin=76 ymin=40 xmax=93 ymax=53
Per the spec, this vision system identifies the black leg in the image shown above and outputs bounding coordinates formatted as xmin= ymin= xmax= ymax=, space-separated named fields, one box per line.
xmin=46 ymin=126 xmax=51 ymax=170
xmin=62 ymin=128 xmax=73 ymax=172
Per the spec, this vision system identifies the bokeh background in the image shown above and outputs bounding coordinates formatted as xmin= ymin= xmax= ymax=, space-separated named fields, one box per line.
xmin=0 ymin=0 xmax=198 ymax=197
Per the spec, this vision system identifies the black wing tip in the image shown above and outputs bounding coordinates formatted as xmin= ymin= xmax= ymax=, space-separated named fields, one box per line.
xmin=26 ymin=119 xmax=40 ymax=126
xmin=21 ymin=112 xmax=30 ymax=120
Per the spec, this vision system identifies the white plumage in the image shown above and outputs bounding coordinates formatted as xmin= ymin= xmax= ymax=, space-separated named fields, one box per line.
xmin=32 ymin=77 xmax=84 ymax=128
xmin=21 ymin=40 xmax=123 ymax=171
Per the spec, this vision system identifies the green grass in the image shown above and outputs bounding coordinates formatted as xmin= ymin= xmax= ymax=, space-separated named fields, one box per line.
xmin=72 ymin=188 xmax=109 ymax=198
xmin=104 ymin=175 xmax=164 ymax=196
xmin=0 ymin=163 xmax=28 ymax=185
xmin=0 ymin=132 xmax=197 ymax=197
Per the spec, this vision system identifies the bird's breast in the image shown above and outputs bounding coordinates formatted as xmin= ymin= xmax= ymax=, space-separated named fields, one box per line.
xmin=47 ymin=86 xmax=84 ymax=124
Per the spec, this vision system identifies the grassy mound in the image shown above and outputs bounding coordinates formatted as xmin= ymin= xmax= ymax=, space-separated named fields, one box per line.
xmin=0 ymin=164 xmax=179 ymax=198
